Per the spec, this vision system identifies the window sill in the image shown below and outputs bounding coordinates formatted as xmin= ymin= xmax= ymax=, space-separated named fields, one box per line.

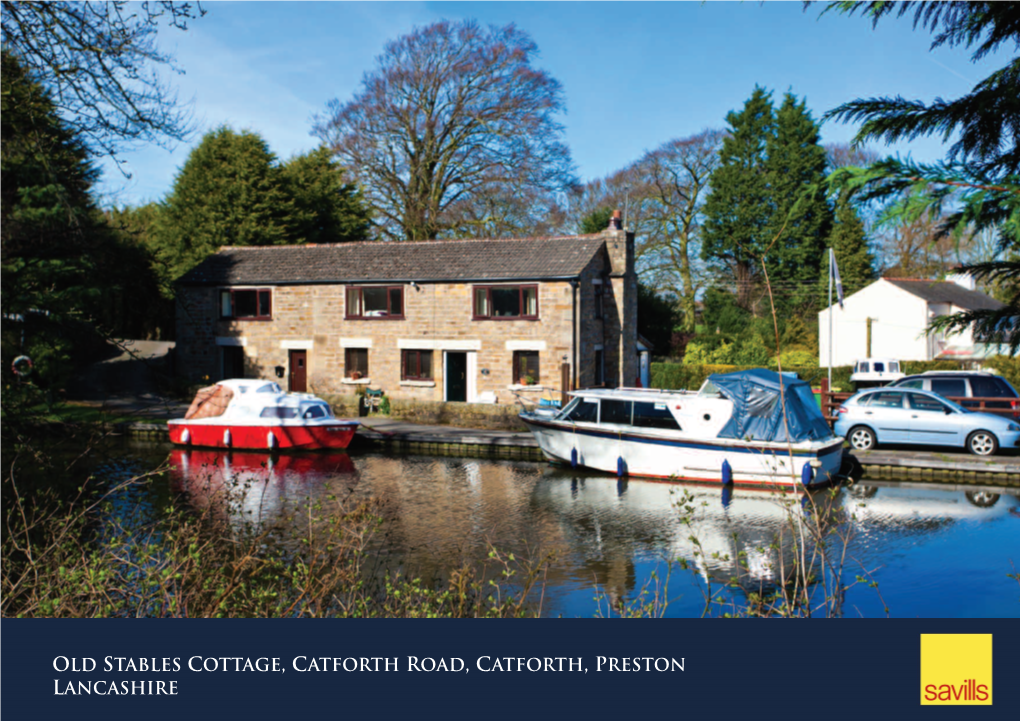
xmin=400 ymin=380 xmax=436 ymax=387
xmin=508 ymin=384 xmax=546 ymax=391
xmin=342 ymin=378 xmax=371 ymax=385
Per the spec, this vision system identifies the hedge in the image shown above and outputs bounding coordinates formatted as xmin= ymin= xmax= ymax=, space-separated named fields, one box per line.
xmin=650 ymin=363 xmax=849 ymax=391
xmin=651 ymin=357 xmax=1020 ymax=392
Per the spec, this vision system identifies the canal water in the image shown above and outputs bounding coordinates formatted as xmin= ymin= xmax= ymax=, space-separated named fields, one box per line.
xmin=85 ymin=441 xmax=1020 ymax=617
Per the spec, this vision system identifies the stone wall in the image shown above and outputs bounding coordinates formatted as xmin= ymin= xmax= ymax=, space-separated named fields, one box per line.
xmin=322 ymin=394 xmax=529 ymax=431
xmin=175 ymin=227 xmax=638 ymax=400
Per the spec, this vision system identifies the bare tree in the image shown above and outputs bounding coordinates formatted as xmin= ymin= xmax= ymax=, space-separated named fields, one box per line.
xmin=824 ymin=142 xmax=879 ymax=171
xmin=313 ymin=20 xmax=576 ymax=241
xmin=638 ymin=130 xmax=725 ymax=333
xmin=1 ymin=1 xmax=204 ymax=167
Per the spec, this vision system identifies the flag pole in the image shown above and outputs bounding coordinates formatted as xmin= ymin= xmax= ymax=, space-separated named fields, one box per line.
xmin=828 ymin=248 xmax=833 ymax=390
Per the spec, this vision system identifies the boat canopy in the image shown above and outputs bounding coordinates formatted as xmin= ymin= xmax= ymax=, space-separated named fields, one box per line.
xmin=708 ymin=369 xmax=833 ymax=443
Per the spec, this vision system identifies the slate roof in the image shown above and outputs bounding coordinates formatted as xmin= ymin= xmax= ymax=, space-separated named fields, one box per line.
xmin=883 ymin=278 xmax=1005 ymax=311
xmin=177 ymin=236 xmax=607 ymax=286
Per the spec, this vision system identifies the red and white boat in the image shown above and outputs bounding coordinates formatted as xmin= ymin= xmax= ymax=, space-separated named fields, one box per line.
xmin=168 ymin=379 xmax=359 ymax=451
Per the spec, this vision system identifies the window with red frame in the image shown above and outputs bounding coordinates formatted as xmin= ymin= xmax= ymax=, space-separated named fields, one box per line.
xmin=473 ymin=285 xmax=538 ymax=320
xmin=401 ymin=350 xmax=433 ymax=381
xmin=220 ymin=289 xmax=271 ymax=319
xmin=346 ymin=286 xmax=404 ymax=319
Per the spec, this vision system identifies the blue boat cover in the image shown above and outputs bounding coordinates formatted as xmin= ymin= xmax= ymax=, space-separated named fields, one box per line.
xmin=708 ymin=369 xmax=834 ymax=443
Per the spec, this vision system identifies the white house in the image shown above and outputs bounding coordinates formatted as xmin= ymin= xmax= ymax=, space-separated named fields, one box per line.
xmin=818 ymin=276 xmax=1006 ymax=366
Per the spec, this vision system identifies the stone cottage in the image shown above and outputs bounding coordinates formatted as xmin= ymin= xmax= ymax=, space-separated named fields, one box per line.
xmin=174 ymin=214 xmax=638 ymax=403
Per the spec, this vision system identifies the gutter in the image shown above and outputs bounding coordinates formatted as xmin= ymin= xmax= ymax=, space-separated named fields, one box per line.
xmin=176 ymin=275 xmax=583 ymax=288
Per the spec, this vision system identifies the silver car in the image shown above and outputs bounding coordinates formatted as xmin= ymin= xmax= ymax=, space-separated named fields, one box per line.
xmin=833 ymin=387 xmax=1020 ymax=456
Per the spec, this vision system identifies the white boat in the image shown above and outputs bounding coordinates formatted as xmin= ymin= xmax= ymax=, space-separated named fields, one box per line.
xmin=520 ymin=369 xmax=845 ymax=487
xmin=168 ymin=379 xmax=359 ymax=451
xmin=849 ymin=358 xmax=904 ymax=389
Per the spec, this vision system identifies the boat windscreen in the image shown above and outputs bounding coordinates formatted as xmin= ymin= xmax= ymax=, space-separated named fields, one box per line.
xmin=302 ymin=405 xmax=329 ymax=419
xmin=563 ymin=398 xmax=599 ymax=423
xmin=697 ymin=380 xmax=725 ymax=398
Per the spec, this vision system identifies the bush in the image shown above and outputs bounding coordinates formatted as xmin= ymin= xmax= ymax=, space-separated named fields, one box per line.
xmin=984 ymin=355 xmax=1020 ymax=390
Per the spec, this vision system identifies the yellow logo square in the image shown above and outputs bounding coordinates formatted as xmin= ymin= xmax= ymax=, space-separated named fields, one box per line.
xmin=920 ymin=634 xmax=992 ymax=705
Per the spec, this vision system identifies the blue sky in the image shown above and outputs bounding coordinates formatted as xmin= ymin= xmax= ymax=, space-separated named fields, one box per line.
xmin=96 ymin=1 xmax=1004 ymax=208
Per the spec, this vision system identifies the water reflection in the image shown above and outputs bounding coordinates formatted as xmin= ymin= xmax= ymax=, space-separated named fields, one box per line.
xmin=164 ymin=448 xmax=1020 ymax=616
xmin=169 ymin=450 xmax=359 ymax=532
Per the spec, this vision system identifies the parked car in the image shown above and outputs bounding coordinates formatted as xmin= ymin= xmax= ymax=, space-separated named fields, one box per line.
xmin=833 ymin=387 xmax=1020 ymax=456
xmin=889 ymin=371 xmax=1019 ymax=418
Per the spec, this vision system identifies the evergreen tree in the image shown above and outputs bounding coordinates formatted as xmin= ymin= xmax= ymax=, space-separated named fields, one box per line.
xmin=579 ymin=207 xmax=614 ymax=235
xmin=820 ymin=193 xmax=876 ymax=304
xmin=2 ymin=51 xmax=105 ymax=385
xmin=701 ymin=87 xmax=775 ymax=313
xmin=279 ymin=147 xmax=371 ymax=245
xmin=764 ymin=93 xmax=833 ymax=308
xmin=825 ymin=2 xmax=1020 ymax=351
xmin=156 ymin=127 xmax=298 ymax=280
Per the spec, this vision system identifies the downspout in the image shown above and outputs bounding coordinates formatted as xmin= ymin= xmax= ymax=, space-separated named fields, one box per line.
xmin=570 ymin=278 xmax=579 ymax=390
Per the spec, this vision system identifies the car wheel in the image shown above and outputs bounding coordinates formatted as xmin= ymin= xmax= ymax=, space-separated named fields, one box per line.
xmin=966 ymin=430 xmax=999 ymax=456
xmin=848 ymin=426 xmax=877 ymax=451
xmin=964 ymin=490 xmax=1000 ymax=508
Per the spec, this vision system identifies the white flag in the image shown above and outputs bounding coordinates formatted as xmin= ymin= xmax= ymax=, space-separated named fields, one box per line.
xmin=830 ymin=248 xmax=844 ymax=309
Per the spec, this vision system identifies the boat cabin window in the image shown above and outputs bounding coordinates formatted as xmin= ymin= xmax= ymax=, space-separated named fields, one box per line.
xmin=873 ymin=362 xmax=886 ymax=373
xmin=260 ymin=407 xmax=299 ymax=419
xmin=563 ymin=397 xmax=599 ymax=423
xmin=600 ymin=399 xmax=631 ymax=425
xmin=856 ymin=362 xmax=870 ymax=373
xmin=257 ymin=383 xmax=281 ymax=393
xmin=632 ymin=401 xmax=681 ymax=430
xmin=302 ymin=404 xmax=329 ymax=419
xmin=889 ymin=362 xmax=900 ymax=373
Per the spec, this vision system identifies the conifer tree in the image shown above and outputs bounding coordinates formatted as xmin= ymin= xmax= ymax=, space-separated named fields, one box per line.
xmin=156 ymin=127 xmax=299 ymax=279
xmin=279 ymin=147 xmax=371 ymax=245
xmin=824 ymin=2 xmax=1020 ymax=351
xmin=765 ymin=93 xmax=833 ymax=308
xmin=820 ymin=193 xmax=876 ymax=304
xmin=701 ymin=86 xmax=775 ymax=312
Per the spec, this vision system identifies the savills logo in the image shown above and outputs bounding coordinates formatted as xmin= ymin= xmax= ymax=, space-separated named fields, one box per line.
xmin=920 ymin=634 xmax=992 ymax=705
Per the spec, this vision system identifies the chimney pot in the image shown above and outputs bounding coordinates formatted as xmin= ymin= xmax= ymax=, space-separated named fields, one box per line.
xmin=609 ymin=209 xmax=623 ymax=230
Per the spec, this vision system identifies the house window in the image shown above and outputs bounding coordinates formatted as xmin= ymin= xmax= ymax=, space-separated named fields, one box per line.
xmin=345 ymin=348 xmax=369 ymax=379
xmin=346 ymin=286 xmax=404 ymax=319
xmin=513 ymin=350 xmax=540 ymax=384
xmin=220 ymin=289 xmax=271 ymax=320
xmin=401 ymin=350 xmax=433 ymax=380
xmin=473 ymin=285 xmax=538 ymax=320
xmin=594 ymin=280 xmax=604 ymax=320
xmin=594 ymin=348 xmax=604 ymax=386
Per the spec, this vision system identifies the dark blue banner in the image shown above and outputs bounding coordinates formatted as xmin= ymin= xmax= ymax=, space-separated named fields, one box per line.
xmin=2 ymin=619 xmax=1017 ymax=719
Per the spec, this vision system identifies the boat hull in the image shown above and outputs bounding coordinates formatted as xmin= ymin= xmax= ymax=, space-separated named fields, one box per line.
xmin=167 ymin=420 xmax=359 ymax=451
xmin=521 ymin=416 xmax=843 ymax=487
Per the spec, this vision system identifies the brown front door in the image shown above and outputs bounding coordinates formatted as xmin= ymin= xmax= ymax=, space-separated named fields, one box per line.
xmin=288 ymin=350 xmax=307 ymax=392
